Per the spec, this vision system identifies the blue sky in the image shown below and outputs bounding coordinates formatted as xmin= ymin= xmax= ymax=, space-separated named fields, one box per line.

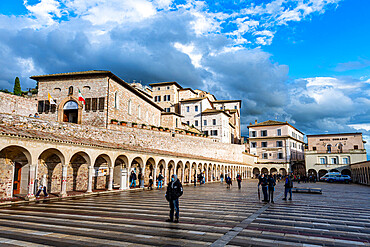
xmin=0 ymin=0 xmax=369 ymax=156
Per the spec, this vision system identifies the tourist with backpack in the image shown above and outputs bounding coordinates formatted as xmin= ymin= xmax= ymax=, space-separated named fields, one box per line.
xmin=283 ymin=174 xmax=293 ymax=200
xmin=157 ymin=172 xmax=164 ymax=189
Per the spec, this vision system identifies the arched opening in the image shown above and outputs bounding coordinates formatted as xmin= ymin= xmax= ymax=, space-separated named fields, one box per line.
xmin=167 ymin=160 xmax=175 ymax=184
xmin=0 ymin=146 xmax=31 ymax=197
xmin=38 ymin=148 xmax=65 ymax=195
xmin=337 ymin=143 xmax=343 ymax=153
xmin=252 ymin=167 xmax=260 ymax=178
xmin=318 ymin=169 xmax=328 ymax=178
xmin=68 ymin=152 xmax=90 ymax=193
xmin=191 ymin=162 xmax=197 ymax=183
xmin=145 ymin=158 xmax=155 ymax=186
xmin=261 ymin=167 xmax=268 ymax=175
xmin=176 ymin=161 xmax=183 ymax=182
xmin=93 ymin=154 xmax=111 ymax=190
xmin=270 ymin=168 xmax=278 ymax=175
xmin=341 ymin=169 xmax=351 ymax=176
xmin=130 ymin=157 xmax=144 ymax=188
xmin=63 ymin=100 xmax=79 ymax=123
xmin=308 ymin=169 xmax=317 ymax=179
xmin=326 ymin=144 xmax=332 ymax=153
xmin=208 ymin=164 xmax=212 ymax=181
xmin=114 ymin=155 xmax=128 ymax=189
xmin=184 ymin=162 xmax=190 ymax=183
xmin=279 ymin=168 xmax=287 ymax=176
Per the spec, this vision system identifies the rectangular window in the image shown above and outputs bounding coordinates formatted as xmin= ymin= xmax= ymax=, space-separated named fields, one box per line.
xmin=85 ymin=98 xmax=91 ymax=111
xmin=277 ymin=129 xmax=281 ymax=136
xmin=276 ymin=141 xmax=283 ymax=147
xmin=195 ymin=105 xmax=198 ymax=112
xmin=313 ymin=146 xmax=316 ymax=151
xmin=204 ymin=120 xmax=207 ymax=126
xmin=186 ymin=121 xmax=189 ymax=125
xmin=261 ymin=130 xmax=267 ymax=136
xmin=186 ymin=106 xmax=190 ymax=112
xmin=44 ymin=100 xmax=50 ymax=113
xmin=320 ymin=158 xmax=326 ymax=164
xmin=167 ymin=95 xmax=170 ymax=101
xmin=262 ymin=153 xmax=268 ymax=159
xmin=213 ymin=119 xmax=216 ymax=125
xmin=251 ymin=142 xmax=257 ymax=148
xmin=250 ymin=131 xmax=256 ymax=137
xmin=261 ymin=142 xmax=267 ymax=147
xmin=354 ymin=145 xmax=358 ymax=149
xmin=234 ymin=106 xmax=237 ymax=109
xmin=278 ymin=153 xmax=283 ymax=159
xmin=165 ymin=108 xmax=170 ymax=112
xmin=342 ymin=158 xmax=349 ymax=164
xmin=92 ymin=98 xmax=98 ymax=111
xmin=331 ymin=158 xmax=337 ymax=164
xmin=37 ymin=100 xmax=44 ymax=113
xmin=203 ymin=130 xmax=209 ymax=136
xmin=50 ymin=100 xmax=57 ymax=113
xmin=98 ymin=97 xmax=105 ymax=111
xmin=195 ymin=120 xmax=198 ymax=126
xmin=211 ymin=130 xmax=218 ymax=136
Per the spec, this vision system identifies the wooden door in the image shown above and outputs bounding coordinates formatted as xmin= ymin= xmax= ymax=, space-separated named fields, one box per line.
xmin=13 ymin=163 xmax=22 ymax=195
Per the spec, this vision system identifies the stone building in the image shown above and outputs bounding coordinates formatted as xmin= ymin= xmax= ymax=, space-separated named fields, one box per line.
xmin=32 ymin=70 xmax=162 ymax=128
xmin=248 ymin=120 xmax=305 ymax=177
xmin=305 ymin=133 xmax=367 ymax=178
xmin=351 ymin=161 xmax=370 ymax=186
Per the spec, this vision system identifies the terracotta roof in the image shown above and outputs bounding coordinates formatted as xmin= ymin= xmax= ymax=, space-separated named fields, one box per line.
xmin=248 ymin=120 xmax=304 ymax=135
xmin=30 ymin=70 xmax=163 ymax=111
xmin=149 ymin=81 xmax=182 ymax=89
xmin=307 ymin=133 xmax=362 ymax=137
xmin=202 ymin=109 xmax=231 ymax=117
xmin=178 ymin=88 xmax=197 ymax=94
xmin=214 ymin=100 xmax=241 ymax=103
xmin=180 ymin=97 xmax=206 ymax=103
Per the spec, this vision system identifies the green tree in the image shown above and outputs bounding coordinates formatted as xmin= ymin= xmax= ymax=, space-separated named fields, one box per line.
xmin=13 ymin=77 xmax=21 ymax=96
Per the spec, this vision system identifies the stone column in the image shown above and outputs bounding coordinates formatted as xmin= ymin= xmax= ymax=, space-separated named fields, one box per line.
xmin=181 ymin=167 xmax=185 ymax=183
xmin=153 ymin=167 xmax=157 ymax=187
xmin=108 ymin=166 xmax=113 ymax=191
xmin=87 ymin=166 xmax=93 ymax=193
xmin=188 ymin=167 xmax=192 ymax=184
xmin=60 ymin=165 xmax=68 ymax=197
xmin=26 ymin=165 xmax=36 ymax=200
xmin=164 ymin=167 xmax=168 ymax=186
xmin=205 ymin=166 xmax=208 ymax=183
xmin=120 ymin=168 xmax=127 ymax=190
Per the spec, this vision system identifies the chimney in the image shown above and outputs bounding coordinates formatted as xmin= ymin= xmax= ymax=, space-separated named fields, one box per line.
xmin=255 ymin=120 xmax=258 ymax=124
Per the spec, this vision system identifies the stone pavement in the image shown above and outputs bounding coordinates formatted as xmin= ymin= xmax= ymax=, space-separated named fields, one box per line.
xmin=0 ymin=180 xmax=369 ymax=246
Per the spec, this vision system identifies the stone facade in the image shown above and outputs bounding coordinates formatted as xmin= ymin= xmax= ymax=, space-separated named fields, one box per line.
xmin=32 ymin=71 xmax=162 ymax=128
xmin=248 ymin=120 xmax=305 ymax=177
xmin=351 ymin=161 xmax=370 ymax=185
xmin=201 ymin=110 xmax=232 ymax=143
xmin=0 ymin=92 xmax=37 ymax=117
xmin=150 ymin=82 xmax=181 ymax=113
xmin=305 ymin=133 xmax=367 ymax=178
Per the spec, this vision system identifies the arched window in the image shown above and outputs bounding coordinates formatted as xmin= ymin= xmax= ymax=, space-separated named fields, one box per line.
xmin=138 ymin=105 xmax=141 ymax=119
xmin=114 ymin=91 xmax=118 ymax=109
xmin=337 ymin=143 xmax=343 ymax=153
xmin=128 ymin=99 xmax=132 ymax=115
xmin=68 ymin=86 xmax=73 ymax=95
xmin=327 ymin=144 xmax=332 ymax=153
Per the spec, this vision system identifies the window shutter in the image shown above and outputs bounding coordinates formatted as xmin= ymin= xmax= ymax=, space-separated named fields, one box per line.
xmin=98 ymin=97 xmax=105 ymax=111
xmin=85 ymin=98 xmax=91 ymax=111
xmin=92 ymin=98 xmax=97 ymax=111
xmin=38 ymin=101 xmax=44 ymax=113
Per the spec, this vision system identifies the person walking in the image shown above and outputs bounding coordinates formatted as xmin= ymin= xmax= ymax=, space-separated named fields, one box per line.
xmin=138 ymin=171 xmax=144 ymax=188
xmin=226 ymin=174 xmax=232 ymax=189
xmin=148 ymin=175 xmax=153 ymax=190
xmin=220 ymin=173 xmax=224 ymax=183
xmin=165 ymin=174 xmax=183 ymax=223
xmin=236 ymin=173 xmax=242 ymax=189
xmin=157 ymin=172 xmax=163 ymax=189
xmin=267 ymin=174 xmax=276 ymax=203
xmin=35 ymin=174 xmax=49 ymax=198
xmin=283 ymin=174 xmax=293 ymax=200
xmin=258 ymin=174 xmax=268 ymax=202
xmin=130 ymin=170 xmax=137 ymax=188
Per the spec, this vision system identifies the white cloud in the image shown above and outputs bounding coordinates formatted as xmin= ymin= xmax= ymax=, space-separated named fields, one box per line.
xmin=24 ymin=0 xmax=62 ymax=26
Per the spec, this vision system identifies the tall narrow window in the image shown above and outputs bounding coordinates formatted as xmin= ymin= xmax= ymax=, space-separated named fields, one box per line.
xmin=68 ymin=86 xmax=73 ymax=95
xmin=327 ymin=144 xmax=332 ymax=153
xmin=98 ymin=97 xmax=105 ymax=111
xmin=128 ymin=99 xmax=132 ymax=115
xmin=277 ymin=129 xmax=281 ymax=136
xmin=213 ymin=119 xmax=216 ymax=125
xmin=186 ymin=106 xmax=190 ymax=112
xmin=92 ymin=98 xmax=98 ymax=111
xmin=37 ymin=100 xmax=44 ymax=113
xmin=195 ymin=105 xmax=198 ymax=112
xmin=85 ymin=98 xmax=91 ymax=112
xmin=114 ymin=91 xmax=118 ymax=109
xmin=195 ymin=120 xmax=198 ymax=126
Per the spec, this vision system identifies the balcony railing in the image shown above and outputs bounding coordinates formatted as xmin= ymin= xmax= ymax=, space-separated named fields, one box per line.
xmin=309 ymin=149 xmax=365 ymax=154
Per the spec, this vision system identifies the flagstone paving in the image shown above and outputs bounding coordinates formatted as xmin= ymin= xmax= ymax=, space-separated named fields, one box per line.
xmin=0 ymin=180 xmax=369 ymax=246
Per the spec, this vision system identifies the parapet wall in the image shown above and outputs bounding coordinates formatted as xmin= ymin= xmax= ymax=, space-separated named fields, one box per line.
xmin=0 ymin=113 xmax=246 ymax=164
xmin=0 ymin=92 xmax=37 ymax=117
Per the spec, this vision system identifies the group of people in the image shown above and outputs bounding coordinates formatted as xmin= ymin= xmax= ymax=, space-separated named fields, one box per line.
xmin=129 ymin=170 xmax=166 ymax=190
xmin=258 ymin=173 xmax=294 ymax=203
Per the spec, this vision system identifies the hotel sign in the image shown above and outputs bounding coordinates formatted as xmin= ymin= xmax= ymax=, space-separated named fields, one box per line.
xmin=319 ymin=138 xmax=348 ymax=141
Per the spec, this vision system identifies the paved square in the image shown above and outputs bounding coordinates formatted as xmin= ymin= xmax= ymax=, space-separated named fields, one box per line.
xmin=0 ymin=180 xmax=369 ymax=246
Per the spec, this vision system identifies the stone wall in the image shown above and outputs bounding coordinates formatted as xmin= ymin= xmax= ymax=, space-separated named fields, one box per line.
xmin=0 ymin=113 xmax=245 ymax=164
xmin=0 ymin=92 xmax=37 ymax=117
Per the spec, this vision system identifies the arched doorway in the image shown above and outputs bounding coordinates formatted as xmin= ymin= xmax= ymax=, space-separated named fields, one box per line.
xmin=0 ymin=146 xmax=32 ymax=197
xmin=93 ymin=154 xmax=111 ymax=190
xmin=68 ymin=152 xmax=90 ymax=192
xmin=270 ymin=168 xmax=278 ymax=175
xmin=261 ymin=167 xmax=268 ymax=175
xmin=252 ymin=167 xmax=260 ymax=178
xmin=114 ymin=155 xmax=128 ymax=189
xmin=145 ymin=158 xmax=155 ymax=186
xmin=279 ymin=168 xmax=287 ymax=176
xmin=341 ymin=169 xmax=351 ymax=176
xmin=63 ymin=100 xmax=79 ymax=123
xmin=318 ymin=169 xmax=328 ymax=178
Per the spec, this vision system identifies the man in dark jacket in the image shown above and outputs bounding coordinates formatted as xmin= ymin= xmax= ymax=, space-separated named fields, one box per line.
xmin=236 ymin=174 xmax=242 ymax=189
xmin=267 ymin=174 xmax=276 ymax=203
xmin=129 ymin=170 xmax=137 ymax=188
xmin=258 ymin=174 xmax=268 ymax=202
xmin=283 ymin=174 xmax=293 ymax=200
xmin=165 ymin=174 xmax=183 ymax=223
